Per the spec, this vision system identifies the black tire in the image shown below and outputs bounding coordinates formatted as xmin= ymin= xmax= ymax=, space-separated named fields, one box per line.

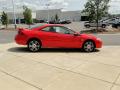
xmin=102 ymin=24 xmax=106 ymax=28
xmin=82 ymin=41 xmax=95 ymax=52
xmin=85 ymin=25 xmax=90 ymax=28
xmin=27 ymin=39 xmax=41 ymax=52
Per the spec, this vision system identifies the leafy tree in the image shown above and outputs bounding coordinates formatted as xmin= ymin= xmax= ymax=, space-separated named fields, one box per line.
xmin=1 ymin=11 xmax=8 ymax=28
xmin=82 ymin=0 xmax=110 ymax=22
xmin=23 ymin=6 xmax=32 ymax=28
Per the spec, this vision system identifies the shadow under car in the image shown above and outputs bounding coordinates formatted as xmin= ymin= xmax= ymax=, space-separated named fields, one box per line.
xmin=8 ymin=47 xmax=100 ymax=53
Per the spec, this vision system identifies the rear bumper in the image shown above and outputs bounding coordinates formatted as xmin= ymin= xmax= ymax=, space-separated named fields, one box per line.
xmin=15 ymin=35 xmax=28 ymax=45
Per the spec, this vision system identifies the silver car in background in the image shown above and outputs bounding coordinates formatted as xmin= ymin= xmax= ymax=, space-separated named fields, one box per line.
xmin=84 ymin=21 xmax=109 ymax=28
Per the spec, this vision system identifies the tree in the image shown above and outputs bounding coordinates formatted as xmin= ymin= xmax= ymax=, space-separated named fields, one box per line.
xmin=23 ymin=6 xmax=32 ymax=28
xmin=82 ymin=0 xmax=110 ymax=22
xmin=54 ymin=14 xmax=59 ymax=22
xmin=1 ymin=11 xmax=8 ymax=28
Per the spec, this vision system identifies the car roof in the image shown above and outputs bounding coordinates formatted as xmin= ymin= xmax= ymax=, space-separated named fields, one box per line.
xmin=30 ymin=24 xmax=64 ymax=30
xmin=43 ymin=24 xmax=63 ymax=27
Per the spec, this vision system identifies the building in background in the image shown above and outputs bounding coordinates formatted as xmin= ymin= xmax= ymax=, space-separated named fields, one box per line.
xmin=36 ymin=9 xmax=82 ymax=22
xmin=60 ymin=10 xmax=81 ymax=21
xmin=0 ymin=9 xmax=88 ymax=24
xmin=6 ymin=11 xmax=36 ymax=24
xmin=36 ymin=9 xmax=61 ymax=21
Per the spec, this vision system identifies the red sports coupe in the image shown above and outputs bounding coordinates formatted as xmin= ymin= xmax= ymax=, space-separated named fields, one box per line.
xmin=15 ymin=24 xmax=102 ymax=52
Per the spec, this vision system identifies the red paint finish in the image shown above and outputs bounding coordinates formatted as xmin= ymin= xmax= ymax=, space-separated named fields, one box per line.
xmin=15 ymin=24 xmax=102 ymax=48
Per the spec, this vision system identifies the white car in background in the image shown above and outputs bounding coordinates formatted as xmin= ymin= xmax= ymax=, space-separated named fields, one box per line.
xmin=84 ymin=21 xmax=109 ymax=28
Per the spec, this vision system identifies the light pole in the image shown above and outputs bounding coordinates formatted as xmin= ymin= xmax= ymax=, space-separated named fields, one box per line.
xmin=96 ymin=0 xmax=100 ymax=32
xmin=46 ymin=3 xmax=50 ymax=24
xmin=12 ymin=0 xmax=17 ymax=29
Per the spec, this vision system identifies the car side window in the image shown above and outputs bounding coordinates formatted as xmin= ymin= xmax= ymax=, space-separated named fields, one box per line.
xmin=42 ymin=26 xmax=56 ymax=32
xmin=42 ymin=26 xmax=75 ymax=34
xmin=54 ymin=27 xmax=68 ymax=34
xmin=54 ymin=26 xmax=75 ymax=34
xmin=42 ymin=27 xmax=51 ymax=32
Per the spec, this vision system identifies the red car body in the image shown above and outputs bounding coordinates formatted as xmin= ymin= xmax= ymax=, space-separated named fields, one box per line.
xmin=15 ymin=24 xmax=102 ymax=51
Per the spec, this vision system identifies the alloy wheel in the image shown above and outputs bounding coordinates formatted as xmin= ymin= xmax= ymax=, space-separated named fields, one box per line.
xmin=83 ymin=41 xmax=95 ymax=52
xmin=28 ymin=40 xmax=41 ymax=52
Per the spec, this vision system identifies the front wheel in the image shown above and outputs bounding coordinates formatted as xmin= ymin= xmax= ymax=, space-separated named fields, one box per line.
xmin=27 ymin=40 xmax=41 ymax=52
xmin=82 ymin=41 xmax=95 ymax=52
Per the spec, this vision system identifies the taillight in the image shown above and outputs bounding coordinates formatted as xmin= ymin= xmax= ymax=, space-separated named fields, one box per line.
xmin=17 ymin=28 xmax=24 ymax=35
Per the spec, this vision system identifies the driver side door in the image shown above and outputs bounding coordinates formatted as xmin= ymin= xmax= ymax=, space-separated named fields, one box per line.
xmin=53 ymin=26 xmax=81 ymax=48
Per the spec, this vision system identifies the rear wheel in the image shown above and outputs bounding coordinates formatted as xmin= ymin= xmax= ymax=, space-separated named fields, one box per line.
xmin=82 ymin=41 xmax=95 ymax=52
xmin=27 ymin=40 xmax=41 ymax=52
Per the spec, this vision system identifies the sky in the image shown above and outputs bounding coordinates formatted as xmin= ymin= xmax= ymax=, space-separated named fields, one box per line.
xmin=0 ymin=0 xmax=120 ymax=14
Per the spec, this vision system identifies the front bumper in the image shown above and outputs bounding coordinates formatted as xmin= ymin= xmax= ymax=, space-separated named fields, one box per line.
xmin=95 ymin=38 xmax=103 ymax=48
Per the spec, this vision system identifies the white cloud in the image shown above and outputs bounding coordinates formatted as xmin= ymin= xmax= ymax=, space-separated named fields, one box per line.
xmin=0 ymin=0 xmax=70 ymax=12
xmin=109 ymin=0 xmax=120 ymax=14
xmin=0 ymin=0 xmax=120 ymax=14
xmin=49 ymin=0 xmax=64 ymax=3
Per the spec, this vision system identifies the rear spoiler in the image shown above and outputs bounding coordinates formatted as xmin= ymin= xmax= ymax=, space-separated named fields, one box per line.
xmin=17 ymin=28 xmax=29 ymax=31
xmin=17 ymin=28 xmax=24 ymax=31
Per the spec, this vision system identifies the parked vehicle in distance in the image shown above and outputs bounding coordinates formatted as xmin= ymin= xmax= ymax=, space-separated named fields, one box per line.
xmin=15 ymin=24 xmax=102 ymax=52
xmin=38 ymin=20 xmax=45 ymax=23
xmin=100 ymin=17 xmax=120 ymax=25
xmin=84 ymin=21 xmax=108 ymax=28
xmin=112 ymin=22 xmax=120 ymax=28
xmin=60 ymin=20 xmax=72 ymax=24
xmin=47 ymin=20 xmax=71 ymax=24
xmin=106 ymin=19 xmax=117 ymax=25
xmin=49 ymin=20 xmax=60 ymax=24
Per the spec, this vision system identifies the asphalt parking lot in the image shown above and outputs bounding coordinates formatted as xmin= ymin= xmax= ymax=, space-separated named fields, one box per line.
xmin=0 ymin=23 xmax=120 ymax=90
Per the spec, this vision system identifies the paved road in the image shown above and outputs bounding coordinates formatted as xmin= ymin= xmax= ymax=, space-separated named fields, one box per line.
xmin=96 ymin=34 xmax=120 ymax=46
xmin=0 ymin=43 xmax=120 ymax=90
xmin=0 ymin=30 xmax=17 ymax=44
xmin=0 ymin=30 xmax=120 ymax=45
